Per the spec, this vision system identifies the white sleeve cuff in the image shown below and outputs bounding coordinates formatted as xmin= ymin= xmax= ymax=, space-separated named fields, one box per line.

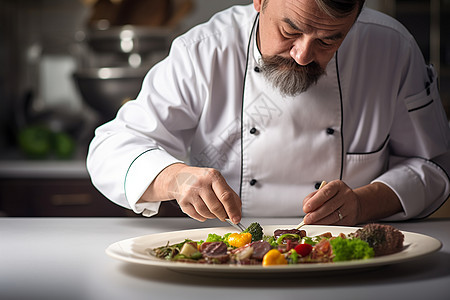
xmin=372 ymin=158 xmax=450 ymax=220
xmin=124 ymin=149 xmax=183 ymax=217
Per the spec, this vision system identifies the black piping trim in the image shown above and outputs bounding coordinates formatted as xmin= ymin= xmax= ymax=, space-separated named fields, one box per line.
xmin=332 ymin=55 xmax=448 ymax=220
xmin=335 ymin=51 xmax=345 ymax=181
xmin=239 ymin=13 xmax=260 ymax=198
xmin=408 ymin=99 xmax=434 ymax=112
xmin=347 ymin=134 xmax=390 ymax=155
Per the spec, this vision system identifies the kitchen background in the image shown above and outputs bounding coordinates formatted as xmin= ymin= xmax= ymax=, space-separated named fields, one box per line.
xmin=0 ymin=0 xmax=449 ymax=217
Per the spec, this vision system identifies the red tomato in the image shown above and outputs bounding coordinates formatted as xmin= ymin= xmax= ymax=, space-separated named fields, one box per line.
xmin=294 ymin=243 xmax=313 ymax=257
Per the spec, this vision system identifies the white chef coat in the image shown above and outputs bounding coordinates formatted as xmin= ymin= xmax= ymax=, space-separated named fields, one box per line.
xmin=86 ymin=5 xmax=450 ymax=220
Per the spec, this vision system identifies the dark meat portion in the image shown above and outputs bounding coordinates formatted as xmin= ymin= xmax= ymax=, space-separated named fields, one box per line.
xmin=200 ymin=242 xmax=229 ymax=264
xmin=273 ymin=229 xmax=306 ymax=240
xmin=352 ymin=224 xmax=404 ymax=256
xmin=249 ymin=241 xmax=271 ymax=260
xmin=200 ymin=242 xmax=227 ymax=255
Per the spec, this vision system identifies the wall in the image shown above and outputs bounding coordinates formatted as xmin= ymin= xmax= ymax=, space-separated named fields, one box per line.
xmin=0 ymin=0 xmax=252 ymax=150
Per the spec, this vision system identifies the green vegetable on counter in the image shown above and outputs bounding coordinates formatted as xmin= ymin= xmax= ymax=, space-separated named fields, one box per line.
xmin=17 ymin=125 xmax=76 ymax=159
xmin=17 ymin=125 xmax=53 ymax=159
xmin=53 ymin=132 xmax=76 ymax=159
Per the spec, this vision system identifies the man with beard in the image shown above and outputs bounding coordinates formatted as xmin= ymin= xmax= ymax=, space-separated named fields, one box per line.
xmin=87 ymin=0 xmax=450 ymax=225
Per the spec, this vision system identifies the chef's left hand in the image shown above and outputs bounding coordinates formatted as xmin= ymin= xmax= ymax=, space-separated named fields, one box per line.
xmin=302 ymin=180 xmax=361 ymax=226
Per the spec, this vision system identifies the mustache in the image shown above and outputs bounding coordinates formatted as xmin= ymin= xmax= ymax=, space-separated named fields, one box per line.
xmin=262 ymin=55 xmax=323 ymax=75
xmin=260 ymin=55 xmax=325 ymax=96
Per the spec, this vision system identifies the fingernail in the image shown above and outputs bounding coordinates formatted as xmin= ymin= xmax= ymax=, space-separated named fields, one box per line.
xmin=232 ymin=217 xmax=240 ymax=224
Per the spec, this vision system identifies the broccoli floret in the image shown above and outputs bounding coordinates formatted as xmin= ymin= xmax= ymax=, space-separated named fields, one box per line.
xmin=330 ymin=237 xmax=374 ymax=262
xmin=243 ymin=222 xmax=264 ymax=242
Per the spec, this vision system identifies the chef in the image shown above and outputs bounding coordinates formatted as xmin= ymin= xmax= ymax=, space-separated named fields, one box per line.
xmin=87 ymin=0 xmax=450 ymax=226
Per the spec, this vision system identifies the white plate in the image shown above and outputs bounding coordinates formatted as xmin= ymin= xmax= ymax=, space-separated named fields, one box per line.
xmin=106 ymin=225 xmax=442 ymax=277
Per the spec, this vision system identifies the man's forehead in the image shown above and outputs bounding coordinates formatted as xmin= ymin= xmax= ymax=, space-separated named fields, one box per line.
xmin=274 ymin=0 xmax=358 ymax=33
xmin=283 ymin=17 xmax=345 ymax=40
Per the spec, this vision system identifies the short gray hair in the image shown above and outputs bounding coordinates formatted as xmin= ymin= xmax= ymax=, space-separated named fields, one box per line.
xmin=315 ymin=0 xmax=365 ymax=18
xmin=261 ymin=0 xmax=365 ymax=18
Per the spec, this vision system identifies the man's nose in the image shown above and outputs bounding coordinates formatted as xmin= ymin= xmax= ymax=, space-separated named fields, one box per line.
xmin=290 ymin=39 xmax=314 ymax=66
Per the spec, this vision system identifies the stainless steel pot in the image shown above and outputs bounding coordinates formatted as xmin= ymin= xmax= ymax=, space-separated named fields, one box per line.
xmin=73 ymin=67 xmax=147 ymax=121
xmin=84 ymin=25 xmax=171 ymax=55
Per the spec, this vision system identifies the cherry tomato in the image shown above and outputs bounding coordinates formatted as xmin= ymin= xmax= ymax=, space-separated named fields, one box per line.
xmin=294 ymin=243 xmax=313 ymax=257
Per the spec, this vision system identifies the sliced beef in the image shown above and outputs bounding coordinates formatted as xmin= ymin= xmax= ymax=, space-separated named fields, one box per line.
xmin=200 ymin=242 xmax=229 ymax=264
xmin=250 ymin=241 xmax=271 ymax=260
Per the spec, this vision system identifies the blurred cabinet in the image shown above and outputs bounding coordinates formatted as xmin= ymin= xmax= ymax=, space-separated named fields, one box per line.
xmin=0 ymin=178 xmax=131 ymax=217
xmin=0 ymin=178 xmax=186 ymax=217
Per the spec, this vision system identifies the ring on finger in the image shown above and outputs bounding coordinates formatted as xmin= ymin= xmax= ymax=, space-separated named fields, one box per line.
xmin=337 ymin=210 xmax=343 ymax=221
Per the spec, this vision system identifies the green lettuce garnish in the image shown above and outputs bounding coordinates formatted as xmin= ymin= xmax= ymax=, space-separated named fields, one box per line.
xmin=330 ymin=237 xmax=375 ymax=262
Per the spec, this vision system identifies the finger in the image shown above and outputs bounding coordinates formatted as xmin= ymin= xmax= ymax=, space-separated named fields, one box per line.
xmin=200 ymin=188 xmax=228 ymax=221
xmin=177 ymin=195 xmax=215 ymax=220
xmin=304 ymin=206 xmax=333 ymax=224
xmin=303 ymin=181 xmax=327 ymax=213
xmin=304 ymin=183 xmax=338 ymax=213
xmin=190 ymin=196 xmax=218 ymax=219
xmin=304 ymin=193 xmax=344 ymax=224
xmin=218 ymin=190 xmax=242 ymax=223
xmin=302 ymin=191 xmax=318 ymax=213
xmin=211 ymin=179 xmax=242 ymax=223
xmin=310 ymin=206 xmax=345 ymax=225
xmin=179 ymin=203 xmax=207 ymax=222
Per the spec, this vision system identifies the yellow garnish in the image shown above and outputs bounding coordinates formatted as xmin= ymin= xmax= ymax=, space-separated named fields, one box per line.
xmin=227 ymin=232 xmax=252 ymax=248
xmin=262 ymin=249 xmax=288 ymax=266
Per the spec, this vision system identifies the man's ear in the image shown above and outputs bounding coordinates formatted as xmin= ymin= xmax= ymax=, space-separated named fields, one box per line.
xmin=253 ymin=0 xmax=262 ymax=12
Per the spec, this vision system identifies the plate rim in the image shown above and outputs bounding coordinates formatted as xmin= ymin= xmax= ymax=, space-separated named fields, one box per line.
xmin=105 ymin=224 xmax=442 ymax=274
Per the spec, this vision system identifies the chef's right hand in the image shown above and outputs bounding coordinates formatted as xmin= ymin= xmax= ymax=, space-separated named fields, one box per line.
xmin=148 ymin=163 xmax=242 ymax=223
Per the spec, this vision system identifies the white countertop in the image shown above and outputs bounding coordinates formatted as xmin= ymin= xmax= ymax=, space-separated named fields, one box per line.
xmin=1 ymin=217 xmax=449 ymax=300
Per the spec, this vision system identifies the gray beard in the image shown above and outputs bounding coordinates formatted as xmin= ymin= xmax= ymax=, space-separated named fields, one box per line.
xmin=260 ymin=55 xmax=325 ymax=97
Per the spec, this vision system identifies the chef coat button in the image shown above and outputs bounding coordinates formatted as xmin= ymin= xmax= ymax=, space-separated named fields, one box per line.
xmin=250 ymin=127 xmax=257 ymax=134
xmin=326 ymin=128 xmax=335 ymax=135
xmin=254 ymin=66 xmax=260 ymax=73
xmin=315 ymin=182 xmax=322 ymax=189
xmin=249 ymin=179 xmax=258 ymax=186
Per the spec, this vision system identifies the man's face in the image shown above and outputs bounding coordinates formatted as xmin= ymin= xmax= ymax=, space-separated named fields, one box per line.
xmin=253 ymin=0 xmax=358 ymax=96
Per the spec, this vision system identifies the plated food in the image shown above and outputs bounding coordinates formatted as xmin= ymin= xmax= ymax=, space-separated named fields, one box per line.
xmin=150 ymin=223 xmax=405 ymax=266
xmin=105 ymin=224 xmax=442 ymax=277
